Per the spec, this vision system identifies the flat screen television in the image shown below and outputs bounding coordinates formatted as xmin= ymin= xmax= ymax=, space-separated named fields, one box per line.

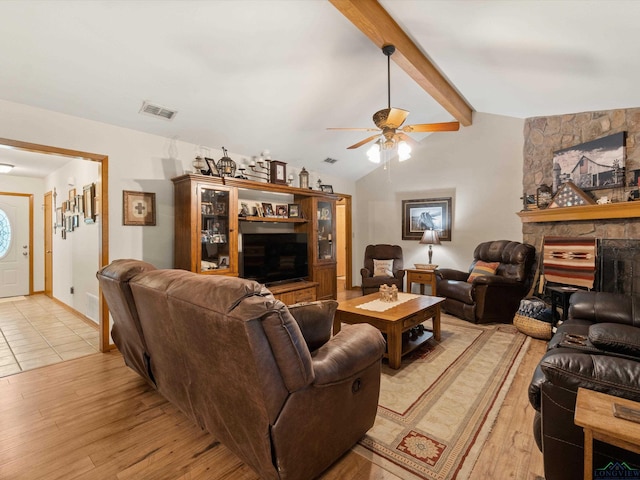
xmin=241 ymin=233 xmax=309 ymax=285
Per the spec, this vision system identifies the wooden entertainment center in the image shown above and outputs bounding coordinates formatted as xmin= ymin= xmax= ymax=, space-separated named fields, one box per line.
xmin=172 ymin=174 xmax=338 ymax=301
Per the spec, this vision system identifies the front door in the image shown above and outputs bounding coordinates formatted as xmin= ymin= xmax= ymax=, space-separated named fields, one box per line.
xmin=0 ymin=195 xmax=30 ymax=297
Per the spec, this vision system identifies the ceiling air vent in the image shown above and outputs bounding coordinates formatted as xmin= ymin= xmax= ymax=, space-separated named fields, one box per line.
xmin=323 ymin=157 xmax=338 ymax=164
xmin=139 ymin=101 xmax=178 ymax=120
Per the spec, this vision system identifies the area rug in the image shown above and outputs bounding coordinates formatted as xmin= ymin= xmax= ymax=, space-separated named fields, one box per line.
xmin=353 ymin=314 xmax=530 ymax=480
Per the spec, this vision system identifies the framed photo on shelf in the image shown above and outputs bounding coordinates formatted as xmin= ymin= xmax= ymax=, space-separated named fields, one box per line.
xmin=402 ymin=197 xmax=452 ymax=241
xmin=255 ymin=203 xmax=264 ymax=217
xmin=218 ymin=255 xmax=229 ymax=268
xmin=123 ymin=190 xmax=156 ymax=226
xmin=288 ymin=203 xmax=300 ymax=218
xmin=262 ymin=202 xmax=274 ymax=217
xmin=240 ymin=202 xmax=250 ymax=216
xmin=320 ymin=184 xmax=333 ymax=193
xmin=275 ymin=204 xmax=288 ymax=217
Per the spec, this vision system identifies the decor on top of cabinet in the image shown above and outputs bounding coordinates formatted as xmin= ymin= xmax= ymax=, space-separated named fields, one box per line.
xmin=320 ymin=185 xmax=333 ymax=193
xmin=203 ymin=157 xmax=219 ymax=176
xmin=192 ymin=155 xmax=206 ymax=174
xmin=547 ymin=181 xmax=595 ymax=208
xmin=216 ymin=147 xmax=236 ymax=177
xmin=123 ymin=190 xmax=156 ymax=226
xmin=269 ymin=160 xmax=287 ymax=185
xmin=299 ymin=167 xmax=309 ymax=189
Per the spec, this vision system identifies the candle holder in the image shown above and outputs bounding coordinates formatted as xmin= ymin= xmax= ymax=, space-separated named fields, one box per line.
xmin=242 ymin=152 xmax=272 ymax=183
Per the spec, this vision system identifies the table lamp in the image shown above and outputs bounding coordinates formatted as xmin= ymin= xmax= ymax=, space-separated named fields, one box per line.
xmin=419 ymin=229 xmax=441 ymax=266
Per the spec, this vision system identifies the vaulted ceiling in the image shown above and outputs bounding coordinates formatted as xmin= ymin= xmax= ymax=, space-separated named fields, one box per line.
xmin=1 ymin=0 xmax=639 ymax=180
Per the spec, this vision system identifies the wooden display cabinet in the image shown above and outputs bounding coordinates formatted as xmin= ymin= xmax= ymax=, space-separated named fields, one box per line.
xmin=173 ymin=174 xmax=338 ymax=299
xmin=296 ymin=196 xmax=337 ymax=300
xmin=173 ymin=176 xmax=238 ymax=275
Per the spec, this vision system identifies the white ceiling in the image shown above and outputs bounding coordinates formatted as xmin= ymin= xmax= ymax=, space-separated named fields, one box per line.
xmin=1 ymin=0 xmax=639 ymax=180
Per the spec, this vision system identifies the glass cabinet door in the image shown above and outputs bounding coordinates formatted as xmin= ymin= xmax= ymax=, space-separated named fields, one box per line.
xmin=317 ymin=200 xmax=334 ymax=261
xmin=199 ymin=187 xmax=231 ymax=272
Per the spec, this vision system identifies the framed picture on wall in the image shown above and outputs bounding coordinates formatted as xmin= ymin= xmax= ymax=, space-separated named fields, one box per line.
xmin=402 ymin=197 xmax=452 ymax=241
xmin=83 ymin=183 xmax=96 ymax=223
xmin=123 ymin=190 xmax=156 ymax=226
xmin=55 ymin=207 xmax=63 ymax=228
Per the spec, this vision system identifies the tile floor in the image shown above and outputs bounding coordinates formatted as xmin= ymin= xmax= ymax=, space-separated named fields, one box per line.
xmin=0 ymin=294 xmax=99 ymax=378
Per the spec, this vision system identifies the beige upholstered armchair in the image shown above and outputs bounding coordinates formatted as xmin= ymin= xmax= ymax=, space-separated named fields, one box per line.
xmin=360 ymin=244 xmax=405 ymax=295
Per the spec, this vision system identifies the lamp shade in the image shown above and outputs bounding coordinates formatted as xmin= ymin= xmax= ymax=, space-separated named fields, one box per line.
xmin=419 ymin=229 xmax=441 ymax=245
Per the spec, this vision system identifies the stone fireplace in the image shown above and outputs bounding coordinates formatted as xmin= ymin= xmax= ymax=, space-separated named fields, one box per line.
xmin=522 ymin=107 xmax=640 ymax=293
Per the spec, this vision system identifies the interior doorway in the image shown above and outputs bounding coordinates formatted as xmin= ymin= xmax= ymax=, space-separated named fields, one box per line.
xmin=336 ymin=195 xmax=352 ymax=293
xmin=0 ymin=137 xmax=110 ymax=352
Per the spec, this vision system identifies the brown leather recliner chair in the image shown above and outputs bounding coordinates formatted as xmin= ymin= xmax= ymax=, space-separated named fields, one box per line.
xmin=529 ymin=291 xmax=640 ymax=480
xmin=97 ymin=259 xmax=386 ymax=480
xmin=436 ymin=240 xmax=535 ymax=323
xmin=361 ymin=244 xmax=405 ymax=295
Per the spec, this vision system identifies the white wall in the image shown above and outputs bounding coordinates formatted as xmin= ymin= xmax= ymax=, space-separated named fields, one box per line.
xmin=354 ymin=112 xmax=525 ymax=286
xmin=45 ymin=159 xmax=100 ymax=321
xmin=0 ymin=98 xmax=353 ymax=314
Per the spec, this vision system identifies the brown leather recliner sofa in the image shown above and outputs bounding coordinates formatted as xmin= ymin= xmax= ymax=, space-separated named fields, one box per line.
xmin=436 ymin=240 xmax=535 ymax=324
xmin=528 ymin=291 xmax=640 ymax=480
xmin=97 ymin=259 xmax=386 ymax=480
xmin=361 ymin=244 xmax=405 ymax=295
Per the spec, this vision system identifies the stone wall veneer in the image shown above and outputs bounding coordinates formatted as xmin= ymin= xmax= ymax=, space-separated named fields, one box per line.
xmin=522 ymin=107 xmax=640 ymax=249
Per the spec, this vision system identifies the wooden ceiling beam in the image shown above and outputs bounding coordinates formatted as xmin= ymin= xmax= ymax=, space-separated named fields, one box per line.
xmin=329 ymin=0 xmax=473 ymax=126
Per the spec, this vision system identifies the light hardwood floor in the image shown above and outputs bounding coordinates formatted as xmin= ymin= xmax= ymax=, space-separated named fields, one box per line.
xmin=0 ymin=287 xmax=547 ymax=479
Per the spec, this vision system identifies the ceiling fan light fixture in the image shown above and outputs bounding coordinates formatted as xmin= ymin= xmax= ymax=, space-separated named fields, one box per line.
xmin=398 ymin=141 xmax=411 ymax=161
xmin=0 ymin=163 xmax=14 ymax=173
xmin=367 ymin=142 xmax=381 ymax=163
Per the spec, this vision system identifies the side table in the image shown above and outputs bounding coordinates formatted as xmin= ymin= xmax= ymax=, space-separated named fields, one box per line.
xmin=575 ymin=387 xmax=640 ymax=480
xmin=406 ymin=268 xmax=437 ymax=296
xmin=547 ymin=285 xmax=579 ymax=322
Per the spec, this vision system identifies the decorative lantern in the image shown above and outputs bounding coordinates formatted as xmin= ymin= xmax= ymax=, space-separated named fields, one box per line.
xmin=299 ymin=167 xmax=310 ymax=189
xmin=216 ymin=147 xmax=236 ymax=177
xmin=192 ymin=155 xmax=206 ymax=174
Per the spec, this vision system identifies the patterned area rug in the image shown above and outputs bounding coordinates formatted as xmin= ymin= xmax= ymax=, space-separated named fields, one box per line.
xmin=353 ymin=314 xmax=529 ymax=480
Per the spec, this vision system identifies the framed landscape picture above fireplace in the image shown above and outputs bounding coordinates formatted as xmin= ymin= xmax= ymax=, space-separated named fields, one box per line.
xmin=552 ymin=132 xmax=626 ymax=192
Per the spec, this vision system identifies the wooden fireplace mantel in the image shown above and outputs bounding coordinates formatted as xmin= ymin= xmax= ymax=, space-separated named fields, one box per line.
xmin=517 ymin=201 xmax=640 ymax=223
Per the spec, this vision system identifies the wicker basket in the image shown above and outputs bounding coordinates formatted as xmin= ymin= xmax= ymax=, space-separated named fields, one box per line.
xmin=513 ymin=313 xmax=553 ymax=340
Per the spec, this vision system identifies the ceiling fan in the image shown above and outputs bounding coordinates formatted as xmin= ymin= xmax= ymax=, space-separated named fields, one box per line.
xmin=328 ymin=45 xmax=460 ymax=157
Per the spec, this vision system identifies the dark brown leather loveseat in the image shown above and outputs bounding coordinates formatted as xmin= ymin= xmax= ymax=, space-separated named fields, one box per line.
xmin=528 ymin=291 xmax=640 ymax=480
xmin=97 ymin=259 xmax=386 ymax=480
xmin=436 ymin=240 xmax=535 ymax=323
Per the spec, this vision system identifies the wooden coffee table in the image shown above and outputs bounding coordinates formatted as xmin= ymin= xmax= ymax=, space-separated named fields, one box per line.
xmin=334 ymin=293 xmax=445 ymax=369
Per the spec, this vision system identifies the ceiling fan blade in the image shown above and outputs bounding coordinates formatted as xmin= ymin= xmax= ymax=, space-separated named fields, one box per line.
xmin=347 ymin=134 xmax=380 ymax=149
xmin=396 ymin=133 xmax=420 ymax=148
xmin=385 ymin=108 xmax=410 ymax=128
xmin=327 ymin=127 xmax=380 ymax=132
xmin=401 ymin=121 xmax=460 ymax=133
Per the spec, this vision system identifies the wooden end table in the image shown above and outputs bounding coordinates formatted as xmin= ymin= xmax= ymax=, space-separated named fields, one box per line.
xmin=334 ymin=293 xmax=445 ymax=369
xmin=575 ymin=387 xmax=640 ymax=480
xmin=406 ymin=268 xmax=437 ymax=295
